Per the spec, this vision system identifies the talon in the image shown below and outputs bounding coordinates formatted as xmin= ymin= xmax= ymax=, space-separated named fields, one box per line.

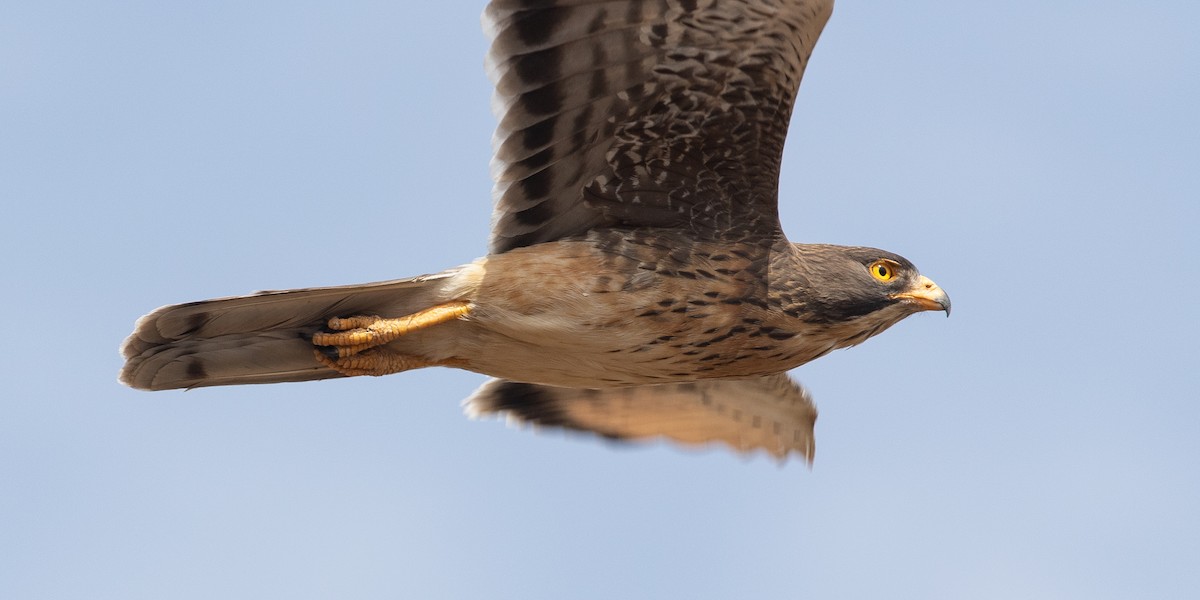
xmin=310 ymin=300 xmax=472 ymax=375
xmin=317 ymin=344 xmax=373 ymax=360
xmin=312 ymin=327 xmax=384 ymax=350
xmin=313 ymin=347 xmax=432 ymax=377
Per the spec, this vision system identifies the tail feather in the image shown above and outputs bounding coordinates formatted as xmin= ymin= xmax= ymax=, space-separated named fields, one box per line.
xmin=120 ymin=271 xmax=456 ymax=391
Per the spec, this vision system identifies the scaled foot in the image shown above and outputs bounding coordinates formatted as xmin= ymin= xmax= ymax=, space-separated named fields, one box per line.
xmin=313 ymin=346 xmax=432 ymax=377
xmin=311 ymin=300 xmax=471 ymax=377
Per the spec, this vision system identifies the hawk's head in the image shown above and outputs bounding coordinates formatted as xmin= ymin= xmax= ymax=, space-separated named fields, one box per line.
xmin=789 ymin=243 xmax=950 ymax=347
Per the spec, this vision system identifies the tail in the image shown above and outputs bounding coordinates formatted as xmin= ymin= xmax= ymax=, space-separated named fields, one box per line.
xmin=120 ymin=270 xmax=458 ymax=391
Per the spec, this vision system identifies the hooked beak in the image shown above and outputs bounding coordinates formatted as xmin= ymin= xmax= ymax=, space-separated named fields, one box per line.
xmin=892 ymin=275 xmax=951 ymax=316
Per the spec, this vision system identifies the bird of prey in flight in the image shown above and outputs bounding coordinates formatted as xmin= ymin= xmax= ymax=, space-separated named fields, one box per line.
xmin=121 ymin=0 xmax=950 ymax=463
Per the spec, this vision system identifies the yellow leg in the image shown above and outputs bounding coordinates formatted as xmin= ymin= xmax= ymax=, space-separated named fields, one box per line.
xmin=311 ymin=300 xmax=471 ymax=377
xmin=312 ymin=300 xmax=470 ymax=357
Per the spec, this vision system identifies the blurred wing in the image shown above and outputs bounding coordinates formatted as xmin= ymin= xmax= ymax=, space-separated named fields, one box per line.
xmin=465 ymin=374 xmax=818 ymax=462
xmin=485 ymin=0 xmax=834 ymax=253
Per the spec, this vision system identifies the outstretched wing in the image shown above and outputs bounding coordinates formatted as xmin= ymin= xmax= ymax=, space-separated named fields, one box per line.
xmin=485 ymin=0 xmax=834 ymax=253
xmin=466 ymin=374 xmax=818 ymax=462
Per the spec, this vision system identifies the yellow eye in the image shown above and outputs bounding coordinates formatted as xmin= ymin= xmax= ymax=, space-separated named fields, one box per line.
xmin=869 ymin=260 xmax=898 ymax=282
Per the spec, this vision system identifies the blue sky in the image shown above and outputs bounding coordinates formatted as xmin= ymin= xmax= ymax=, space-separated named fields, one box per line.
xmin=3 ymin=1 xmax=1197 ymax=598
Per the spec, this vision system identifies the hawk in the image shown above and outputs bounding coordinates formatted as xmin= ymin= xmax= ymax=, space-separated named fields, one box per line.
xmin=121 ymin=0 xmax=950 ymax=463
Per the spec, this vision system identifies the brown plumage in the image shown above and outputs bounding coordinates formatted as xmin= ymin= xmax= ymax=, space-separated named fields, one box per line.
xmin=121 ymin=0 xmax=949 ymax=463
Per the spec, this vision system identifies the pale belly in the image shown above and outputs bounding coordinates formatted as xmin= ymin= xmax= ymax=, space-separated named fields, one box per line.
xmin=419 ymin=240 xmax=825 ymax=388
